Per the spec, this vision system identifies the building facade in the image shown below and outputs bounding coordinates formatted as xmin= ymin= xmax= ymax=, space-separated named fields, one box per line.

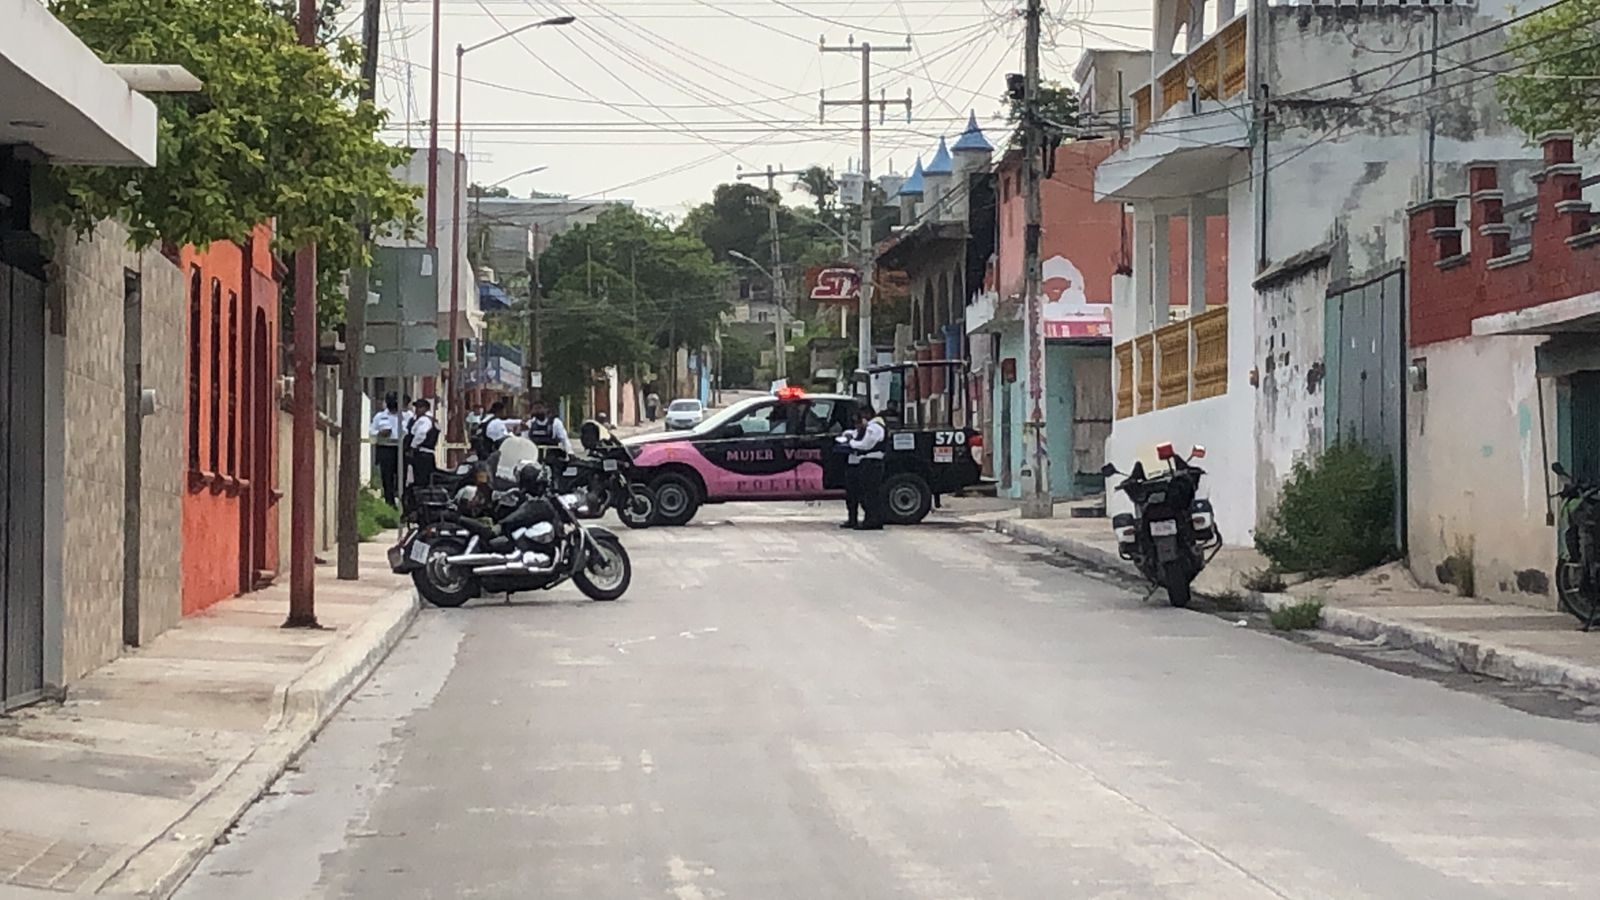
xmin=1096 ymin=0 xmax=1528 ymax=541
xmin=179 ymin=228 xmax=282 ymax=615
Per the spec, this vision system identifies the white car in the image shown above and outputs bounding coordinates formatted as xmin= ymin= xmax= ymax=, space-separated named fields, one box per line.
xmin=663 ymin=399 xmax=704 ymax=430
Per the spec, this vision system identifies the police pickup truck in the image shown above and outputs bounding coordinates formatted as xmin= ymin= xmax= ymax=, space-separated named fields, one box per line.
xmin=625 ymin=361 xmax=983 ymax=526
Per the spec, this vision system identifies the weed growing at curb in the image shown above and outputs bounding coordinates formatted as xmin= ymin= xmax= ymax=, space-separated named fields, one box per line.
xmin=1243 ymin=567 xmax=1288 ymax=593
xmin=1211 ymin=590 xmax=1250 ymax=612
xmin=1270 ymin=600 xmax=1324 ymax=631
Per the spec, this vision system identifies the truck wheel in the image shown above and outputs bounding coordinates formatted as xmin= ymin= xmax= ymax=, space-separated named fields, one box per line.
xmin=651 ymin=472 xmax=701 ymax=526
xmin=883 ymin=473 xmax=932 ymax=525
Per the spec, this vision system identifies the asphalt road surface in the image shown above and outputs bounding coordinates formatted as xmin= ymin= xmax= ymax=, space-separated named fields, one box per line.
xmin=178 ymin=505 xmax=1600 ymax=899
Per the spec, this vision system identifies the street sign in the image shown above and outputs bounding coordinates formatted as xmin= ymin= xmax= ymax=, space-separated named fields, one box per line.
xmin=805 ymin=264 xmax=861 ymax=308
xmin=529 ymin=370 xmax=543 ymax=388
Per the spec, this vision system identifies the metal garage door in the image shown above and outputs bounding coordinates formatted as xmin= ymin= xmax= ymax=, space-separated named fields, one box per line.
xmin=1 ymin=261 xmax=46 ymax=710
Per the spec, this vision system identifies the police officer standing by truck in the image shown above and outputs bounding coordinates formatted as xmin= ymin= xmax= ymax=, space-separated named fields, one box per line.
xmin=836 ymin=404 xmax=887 ymax=530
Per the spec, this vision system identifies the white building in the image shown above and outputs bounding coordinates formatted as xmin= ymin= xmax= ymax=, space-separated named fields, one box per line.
xmin=1097 ymin=0 xmax=1532 ymax=542
xmin=384 ymin=147 xmax=483 ymax=376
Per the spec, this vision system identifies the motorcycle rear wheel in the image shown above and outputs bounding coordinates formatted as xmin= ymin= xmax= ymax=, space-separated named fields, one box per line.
xmin=1162 ymin=561 xmax=1193 ymax=609
xmin=1557 ymin=561 xmax=1599 ymax=623
xmin=575 ymin=535 xmax=632 ymax=601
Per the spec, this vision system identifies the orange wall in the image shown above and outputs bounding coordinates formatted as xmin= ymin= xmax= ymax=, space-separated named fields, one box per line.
xmin=179 ymin=226 xmax=281 ymax=615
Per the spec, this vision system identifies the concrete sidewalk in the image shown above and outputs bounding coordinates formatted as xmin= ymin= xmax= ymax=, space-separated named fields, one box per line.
xmin=983 ymin=502 xmax=1600 ymax=699
xmin=0 ymin=541 xmax=416 ymax=899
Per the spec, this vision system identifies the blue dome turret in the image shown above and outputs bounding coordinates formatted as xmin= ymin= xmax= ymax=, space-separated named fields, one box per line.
xmin=952 ymin=111 xmax=993 ymax=154
xmin=897 ymin=158 xmax=925 ymax=197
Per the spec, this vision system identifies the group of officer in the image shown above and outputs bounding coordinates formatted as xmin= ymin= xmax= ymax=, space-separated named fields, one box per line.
xmin=367 ymin=392 xmax=571 ymax=507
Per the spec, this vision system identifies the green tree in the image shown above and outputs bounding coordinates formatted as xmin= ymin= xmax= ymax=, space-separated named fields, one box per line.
xmin=795 ymin=166 xmax=837 ymax=216
xmin=680 ymin=182 xmax=773 ymax=263
xmin=540 ymin=263 xmax=651 ymax=402
xmin=1006 ymin=80 xmax=1080 ymax=145
xmin=536 ymin=207 xmax=729 ymax=405
xmin=46 ymin=0 xmax=417 ymax=328
xmin=469 ymin=183 xmax=512 ymax=199
xmin=1498 ymin=2 xmax=1600 ymax=144
xmin=719 ymin=335 xmax=759 ymax=388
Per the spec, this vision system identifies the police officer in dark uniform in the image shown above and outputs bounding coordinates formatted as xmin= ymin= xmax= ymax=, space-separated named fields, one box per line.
xmin=407 ymin=398 xmax=440 ymax=487
xmin=524 ymin=399 xmax=571 ymax=455
xmin=836 ymin=403 xmax=888 ymax=530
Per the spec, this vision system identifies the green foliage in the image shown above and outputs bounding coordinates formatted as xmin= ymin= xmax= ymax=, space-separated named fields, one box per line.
xmin=1006 ymin=80 xmax=1081 ymax=145
xmin=541 ymin=206 xmax=728 ymax=356
xmin=720 ymin=335 xmax=759 ymax=388
xmin=1498 ymin=3 xmax=1600 ymax=144
xmin=1255 ymin=442 xmax=1397 ymax=577
xmin=1209 ymin=590 xmax=1250 ymax=612
xmin=796 ymin=166 xmax=838 ymax=216
xmin=1242 ymin=568 xmax=1288 ymax=594
xmin=356 ymin=484 xmax=399 ymax=541
xmin=46 ymin=0 xmax=418 ymax=329
xmin=541 ymin=262 xmax=652 ymax=401
xmin=681 ymin=183 xmax=774 ymax=263
xmin=1269 ymin=600 xmax=1323 ymax=632
xmin=469 ymin=183 xmax=512 ymax=199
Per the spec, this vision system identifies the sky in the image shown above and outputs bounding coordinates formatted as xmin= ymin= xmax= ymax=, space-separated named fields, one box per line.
xmin=349 ymin=0 xmax=1153 ymax=218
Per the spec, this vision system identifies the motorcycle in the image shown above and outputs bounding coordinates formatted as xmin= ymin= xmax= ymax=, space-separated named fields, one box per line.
xmin=549 ymin=443 xmax=655 ymax=530
xmin=1101 ymin=442 xmax=1220 ymax=608
xmin=389 ymin=466 xmax=633 ymax=608
xmin=1552 ymin=461 xmax=1600 ymax=629
xmin=546 ymin=420 xmax=656 ymax=528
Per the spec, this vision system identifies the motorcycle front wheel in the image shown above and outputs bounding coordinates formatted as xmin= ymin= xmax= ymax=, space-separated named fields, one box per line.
xmin=620 ymin=484 xmax=655 ymax=530
xmin=574 ymin=534 xmax=632 ymax=601
xmin=1162 ymin=561 xmax=1192 ymax=609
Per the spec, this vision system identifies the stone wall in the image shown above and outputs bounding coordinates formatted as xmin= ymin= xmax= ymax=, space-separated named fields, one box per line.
xmin=47 ymin=221 xmax=185 ymax=682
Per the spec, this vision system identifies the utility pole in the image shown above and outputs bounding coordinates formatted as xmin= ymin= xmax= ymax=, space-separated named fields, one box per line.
xmin=1018 ymin=0 xmax=1052 ymax=519
xmin=821 ymin=38 xmax=911 ymax=376
xmin=288 ymin=0 xmax=321 ymax=626
xmin=425 ymin=0 xmax=442 ymax=246
xmin=336 ymin=0 xmax=382 ymax=580
xmin=736 ymin=164 xmax=807 ymax=380
xmin=526 ymin=224 xmax=541 ymax=406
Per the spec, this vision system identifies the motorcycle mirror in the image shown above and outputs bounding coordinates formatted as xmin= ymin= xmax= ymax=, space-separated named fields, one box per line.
xmin=1100 ymin=463 xmax=1118 ymax=478
xmin=1552 ymin=462 xmax=1569 ymax=477
xmin=1155 ymin=442 xmax=1175 ymax=461
xmin=1191 ymin=444 xmax=1207 ymax=459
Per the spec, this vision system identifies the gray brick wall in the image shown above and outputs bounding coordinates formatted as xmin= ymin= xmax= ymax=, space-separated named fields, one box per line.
xmin=46 ymin=222 xmax=185 ymax=682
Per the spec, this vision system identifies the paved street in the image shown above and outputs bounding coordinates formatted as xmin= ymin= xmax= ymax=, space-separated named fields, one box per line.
xmin=177 ymin=506 xmax=1600 ymax=899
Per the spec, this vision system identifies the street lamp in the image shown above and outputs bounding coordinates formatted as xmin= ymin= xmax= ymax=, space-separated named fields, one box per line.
xmin=449 ymin=14 xmax=574 ymax=444
xmin=729 ymin=250 xmax=787 ymax=380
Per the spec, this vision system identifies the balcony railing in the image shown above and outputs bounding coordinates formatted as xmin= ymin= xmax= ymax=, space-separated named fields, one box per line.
xmin=1113 ymin=306 xmax=1229 ymax=418
xmin=1133 ymin=14 xmax=1248 ymax=135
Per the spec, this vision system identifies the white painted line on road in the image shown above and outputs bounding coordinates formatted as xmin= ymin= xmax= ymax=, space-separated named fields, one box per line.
xmin=610 ymin=635 xmax=658 ymax=654
xmin=640 ymin=750 xmax=655 ymax=774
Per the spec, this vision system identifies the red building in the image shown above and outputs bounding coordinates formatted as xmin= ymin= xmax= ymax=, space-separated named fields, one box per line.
xmin=179 ymin=225 xmax=282 ymax=614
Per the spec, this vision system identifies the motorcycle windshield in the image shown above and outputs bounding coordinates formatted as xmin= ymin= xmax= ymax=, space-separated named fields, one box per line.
xmin=495 ymin=436 xmax=542 ymax=483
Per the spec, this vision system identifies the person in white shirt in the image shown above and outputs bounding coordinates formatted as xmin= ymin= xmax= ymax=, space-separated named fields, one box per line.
xmin=524 ymin=399 xmax=572 ymax=455
xmin=369 ymin=393 xmax=404 ymax=505
xmin=473 ymin=399 xmax=511 ymax=458
xmin=408 ymin=398 xmax=440 ymax=485
xmin=835 ymin=404 xmax=888 ymax=530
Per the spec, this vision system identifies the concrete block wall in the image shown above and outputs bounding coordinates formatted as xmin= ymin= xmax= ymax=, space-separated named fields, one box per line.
xmin=47 ymin=221 xmax=185 ymax=682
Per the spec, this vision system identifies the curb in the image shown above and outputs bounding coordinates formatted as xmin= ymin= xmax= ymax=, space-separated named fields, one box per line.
xmin=100 ymin=585 xmax=420 ymax=900
xmin=993 ymin=519 xmax=1600 ymax=699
